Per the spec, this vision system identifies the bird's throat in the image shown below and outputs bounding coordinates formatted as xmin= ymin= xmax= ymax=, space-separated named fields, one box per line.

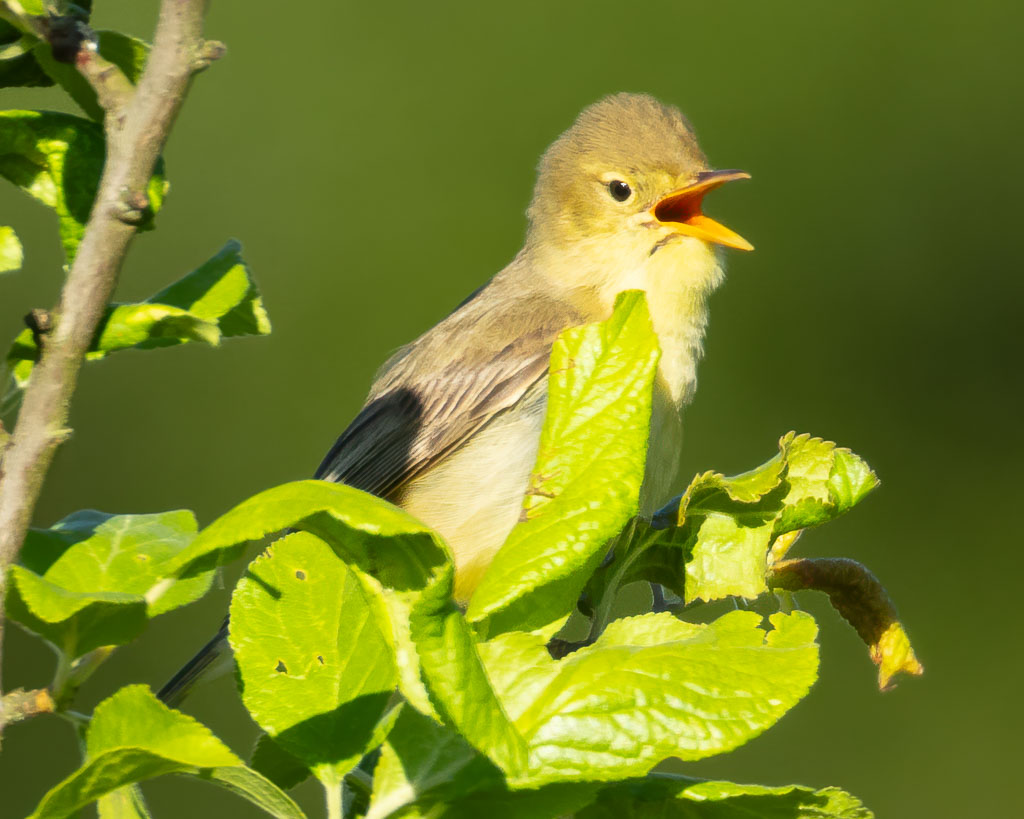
xmin=525 ymin=233 xmax=724 ymax=406
xmin=610 ymin=238 xmax=723 ymax=407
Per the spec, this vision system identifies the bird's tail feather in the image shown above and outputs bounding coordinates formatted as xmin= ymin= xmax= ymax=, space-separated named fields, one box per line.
xmin=157 ymin=619 xmax=232 ymax=707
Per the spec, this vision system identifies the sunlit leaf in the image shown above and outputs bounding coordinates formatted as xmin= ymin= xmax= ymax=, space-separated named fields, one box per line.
xmin=22 ymin=509 xmax=211 ymax=616
xmin=0 ymin=110 xmax=166 ymax=262
xmin=230 ymin=531 xmax=397 ymax=786
xmin=368 ymin=713 xmax=869 ymax=819
xmin=478 ymin=610 xmax=819 ymax=785
xmin=467 ymin=290 xmax=660 ymax=636
xmin=3 ymin=240 xmax=270 ymax=408
xmin=367 ymin=703 xmax=596 ymax=819
xmin=28 ymin=686 xmax=306 ymax=819
xmin=598 ymin=433 xmax=880 ymax=607
xmin=577 ymin=774 xmax=873 ymax=818
xmin=164 ymin=479 xmax=528 ymax=777
xmin=773 ymin=433 xmax=879 ymax=535
xmin=871 ymin=622 xmax=923 ymax=691
xmin=0 ymin=224 xmax=22 ymax=272
xmin=683 ymin=512 xmax=772 ymax=604
xmin=97 ymin=784 xmax=152 ymax=819
xmin=146 ymin=239 xmax=271 ymax=341
xmin=7 ymin=510 xmax=213 ymax=657
xmin=6 ymin=565 xmax=148 ymax=659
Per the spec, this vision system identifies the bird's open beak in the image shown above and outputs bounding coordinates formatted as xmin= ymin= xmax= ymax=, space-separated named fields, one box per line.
xmin=652 ymin=169 xmax=753 ymax=251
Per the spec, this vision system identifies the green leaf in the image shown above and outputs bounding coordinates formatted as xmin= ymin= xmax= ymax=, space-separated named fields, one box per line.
xmin=774 ymin=433 xmax=879 ymax=535
xmin=251 ymin=735 xmax=311 ymax=792
xmin=0 ymin=224 xmax=22 ymax=272
xmin=0 ymin=16 xmax=51 ymax=88
xmin=368 ymin=706 xmax=596 ymax=819
xmin=24 ymin=509 xmax=212 ymax=616
xmin=683 ymin=512 xmax=773 ymax=604
xmin=5 ymin=564 xmax=147 ymax=658
xmin=657 ymin=433 xmax=879 ymax=537
xmin=7 ymin=510 xmax=214 ymax=657
xmin=89 ymin=302 xmax=222 ymax=353
xmin=676 ymin=463 xmax=788 ymax=523
xmin=368 ymin=705 xmax=503 ymax=818
xmin=576 ymin=774 xmax=873 ymax=818
xmin=29 ymin=685 xmax=306 ymax=819
xmin=230 ymin=531 xmax=397 ymax=785
xmin=467 ymin=290 xmax=660 ymax=636
xmin=4 ymin=240 xmax=270 ymax=403
xmin=181 ymin=488 xmax=816 ymax=790
xmin=146 ymin=239 xmax=272 ymax=340
xmin=0 ymin=0 xmax=48 ymax=25
xmin=97 ymin=785 xmax=152 ymax=819
xmin=33 ymin=31 xmax=149 ymax=122
xmin=477 ymin=610 xmax=819 ymax=785
xmin=166 ymin=481 xmax=447 ymax=585
xmin=0 ymin=110 xmax=166 ymax=263
xmin=369 ymin=713 xmax=867 ymax=819
xmin=165 ymin=479 xmax=528 ymax=777
xmin=601 ymin=433 xmax=880 ymax=606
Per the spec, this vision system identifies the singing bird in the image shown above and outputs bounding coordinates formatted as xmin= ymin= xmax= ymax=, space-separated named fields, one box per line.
xmin=158 ymin=92 xmax=751 ymax=704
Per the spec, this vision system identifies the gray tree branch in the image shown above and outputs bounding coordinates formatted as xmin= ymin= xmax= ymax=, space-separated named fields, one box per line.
xmin=0 ymin=0 xmax=218 ymax=746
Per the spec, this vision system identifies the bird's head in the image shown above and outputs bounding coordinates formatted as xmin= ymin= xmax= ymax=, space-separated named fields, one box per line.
xmin=526 ymin=93 xmax=751 ymax=295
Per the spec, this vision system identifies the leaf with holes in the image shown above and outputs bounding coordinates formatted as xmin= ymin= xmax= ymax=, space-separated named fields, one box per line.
xmin=165 ymin=479 xmax=527 ymax=777
xmin=230 ymin=531 xmax=398 ymax=786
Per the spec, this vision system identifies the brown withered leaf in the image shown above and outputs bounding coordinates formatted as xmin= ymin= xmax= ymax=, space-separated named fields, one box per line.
xmin=769 ymin=557 xmax=923 ymax=690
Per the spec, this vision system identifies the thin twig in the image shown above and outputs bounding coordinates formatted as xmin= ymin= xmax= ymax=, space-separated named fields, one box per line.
xmin=74 ymin=43 xmax=136 ymax=125
xmin=0 ymin=0 xmax=217 ymax=747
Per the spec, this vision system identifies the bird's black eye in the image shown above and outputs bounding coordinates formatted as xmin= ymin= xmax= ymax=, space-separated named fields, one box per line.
xmin=608 ymin=180 xmax=632 ymax=202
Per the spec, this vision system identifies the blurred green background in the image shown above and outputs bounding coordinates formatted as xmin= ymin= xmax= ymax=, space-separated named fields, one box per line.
xmin=2 ymin=0 xmax=1022 ymax=816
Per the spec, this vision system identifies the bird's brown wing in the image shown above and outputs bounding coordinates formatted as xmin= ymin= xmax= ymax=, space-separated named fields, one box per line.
xmin=314 ymin=286 xmax=579 ymax=499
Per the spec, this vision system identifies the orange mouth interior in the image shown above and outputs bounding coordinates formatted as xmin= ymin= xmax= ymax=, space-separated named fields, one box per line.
xmin=652 ymin=170 xmax=753 ymax=251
